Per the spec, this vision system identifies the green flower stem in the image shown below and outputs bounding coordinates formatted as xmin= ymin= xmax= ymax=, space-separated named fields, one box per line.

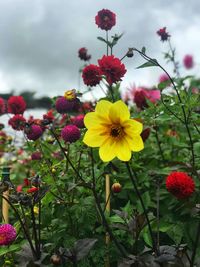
xmin=90 ymin=149 xmax=127 ymax=258
xmin=190 ymin=221 xmax=200 ymax=267
xmin=30 ymin=205 xmax=40 ymax=259
xmin=133 ymin=48 xmax=196 ymax=174
xmin=106 ymin=31 xmax=109 ymax=56
xmin=125 ymin=162 xmax=158 ymax=255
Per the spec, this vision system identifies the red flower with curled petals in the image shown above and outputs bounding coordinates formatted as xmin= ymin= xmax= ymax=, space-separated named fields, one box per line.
xmin=95 ymin=9 xmax=116 ymax=31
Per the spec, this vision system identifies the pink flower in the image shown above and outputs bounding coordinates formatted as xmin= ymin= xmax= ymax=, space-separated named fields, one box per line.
xmin=26 ymin=125 xmax=43 ymax=141
xmin=0 ymin=224 xmax=17 ymax=246
xmin=7 ymin=96 xmax=26 ymax=114
xmin=183 ymin=55 xmax=194 ymax=69
xmin=159 ymin=73 xmax=170 ymax=83
xmin=61 ymin=125 xmax=81 ymax=143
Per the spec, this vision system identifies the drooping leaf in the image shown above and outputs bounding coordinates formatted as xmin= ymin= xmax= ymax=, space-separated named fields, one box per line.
xmin=136 ymin=60 xmax=158 ymax=69
xmin=74 ymin=238 xmax=97 ymax=261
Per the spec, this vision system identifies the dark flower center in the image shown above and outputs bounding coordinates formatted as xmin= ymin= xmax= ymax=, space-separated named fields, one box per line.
xmin=110 ymin=125 xmax=123 ymax=137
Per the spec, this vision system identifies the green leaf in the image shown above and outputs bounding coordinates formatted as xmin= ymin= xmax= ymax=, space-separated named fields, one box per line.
xmin=0 ymin=244 xmax=21 ymax=256
xmin=136 ymin=59 xmax=158 ymax=69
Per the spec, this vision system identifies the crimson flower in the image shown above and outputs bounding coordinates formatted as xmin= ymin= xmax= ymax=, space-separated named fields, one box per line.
xmin=157 ymin=27 xmax=170 ymax=42
xmin=78 ymin=47 xmax=91 ymax=61
xmin=0 ymin=224 xmax=16 ymax=246
xmin=95 ymin=9 xmax=116 ymax=31
xmin=26 ymin=125 xmax=43 ymax=141
xmin=166 ymin=171 xmax=195 ymax=199
xmin=61 ymin=125 xmax=81 ymax=143
xmin=8 ymin=114 xmax=26 ymax=131
xmin=183 ymin=55 xmax=194 ymax=69
xmin=0 ymin=98 xmax=6 ymax=115
xmin=7 ymin=96 xmax=26 ymax=114
xmin=98 ymin=55 xmax=126 ymax=85
xmin=82 ymin=64 xmax=102 ymax=86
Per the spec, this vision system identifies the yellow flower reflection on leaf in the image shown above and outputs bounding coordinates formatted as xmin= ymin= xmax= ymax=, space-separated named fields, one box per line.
xmin=83 ymin=100 xmax=144 ymax=162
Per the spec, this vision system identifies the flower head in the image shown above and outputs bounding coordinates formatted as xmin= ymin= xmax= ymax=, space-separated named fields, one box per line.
xmin=166 ymin=171 xmax=195 ymax=199
xmin=98 ymin=55 xmax=126 ymax=85
xmin=157 ymin=27 xmax=170 ymax=41
xmin=0 ymin=224 xmax=17 ymax=246
xmin=82 ymin=64 xmax=102 ymax=87
xmin=159 ymin=73 xmax=170 ymax=83
xmin=8 ymin=114 xmax=26 ymax=131
xmin=26 ymin=125 xmax=43 ymax=141
xmin=31 ymin=151 xmax=42 ymax=160
xmin=71 ymin=114 xmax=85 ymax=128
xmin=183 ymin=55 xmax=194 ymax=69
xmin=78 ymin=47 xmax=91 ymax=61
xmin=95 ymin=9 xmax=116 ymax=31
xmin=83 ymin=100 xmax=144 ymax=162
xmin=61 ymin=125 xmax=81 ymax=143
xmin=55 ymin=96 xmax=80 ymax=113
xmin=0 ymin=98 xmax=6 ymax=115
xmin=7 ymin=96 xmax=26 ymax=114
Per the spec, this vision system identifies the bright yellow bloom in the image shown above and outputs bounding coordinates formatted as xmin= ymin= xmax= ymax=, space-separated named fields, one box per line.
xmin=83 ymin=100 xmax=144 ymax=162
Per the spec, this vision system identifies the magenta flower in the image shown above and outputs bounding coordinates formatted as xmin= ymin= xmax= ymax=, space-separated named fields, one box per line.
xmin=183 ymin=55 xmax=194 ymax=69
xmin=0 ymin=224 xmax=17 ymax=246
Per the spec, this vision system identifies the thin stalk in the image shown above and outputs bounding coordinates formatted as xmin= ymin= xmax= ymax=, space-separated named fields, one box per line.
xmin=156 ymin=181 xmax=160 ymax=252
xmin=106 ymin=31 xmax=109 ymax=56
xmin=31 ymin=205 xmax=40 ymax=258
xmin=125 ymin=163 xmax=158 ymax=255
xmin=154 ymin=124 xmax=165 ymax=162
xmin=190 ymin=221 xmax=200 ymax=267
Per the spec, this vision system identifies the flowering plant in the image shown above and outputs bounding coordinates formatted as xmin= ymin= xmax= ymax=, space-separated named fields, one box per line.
xmin=0 ymin=9 xmax=200 ymax=267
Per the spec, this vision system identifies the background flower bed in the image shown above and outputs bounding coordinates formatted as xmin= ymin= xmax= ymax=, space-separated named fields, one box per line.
xmin=0 ymin=8 xmax=200 ymax=267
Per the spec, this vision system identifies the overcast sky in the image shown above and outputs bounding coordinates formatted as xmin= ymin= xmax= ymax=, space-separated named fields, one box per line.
xmin=0 ymin=0 xmax=199 ymax=98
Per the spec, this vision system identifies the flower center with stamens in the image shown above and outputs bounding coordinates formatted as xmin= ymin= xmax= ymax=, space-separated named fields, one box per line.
xmin=110 ymin=125 xmax=123 ymax=137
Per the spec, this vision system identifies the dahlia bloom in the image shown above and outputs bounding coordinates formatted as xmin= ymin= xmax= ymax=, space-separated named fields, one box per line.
xmin=31 ymin=151 xmax=42 ymax=160
xmin=98 ymin=55 xmax=126 ymax=85
xmin=0 ymin=224 xmax=17 ymax=246
xmin=83 ymin=100 xmax=144 ymax=162
xmin=183 ymin=55 xmax=194 ymax=69
xmin=55 ymin=94 xmax=80 ymax=114
xmin=7 ymin=96 xmax=26 ymax=114
xmin=157 ymin=27 xmax=170 ymax=42
xmin=61 ymin=125 xmax=81 ymax=143
xmin=26 ymin=125 xmax=43 ymax=141
xmin=0 ymin=97 xmax=6 ymax=115
xmin=71 ymin=114 xmax=85 ymax=128
xmin=78 ymin=47 xmax=91 ymax=61
xmin=82 ymin=64 xmax=102 ymax=87
xmin=128 ymin=85 xmax=160 ymax=109
xmin=95 ymin=9 xmax=116 ymax=31
xmin=166 ymin=171 xmax=195 ymax=199
xmin=8 ymin=114 xmax=26 ymax=131
xmin=159 ymin=73 xmax=170 ymax=83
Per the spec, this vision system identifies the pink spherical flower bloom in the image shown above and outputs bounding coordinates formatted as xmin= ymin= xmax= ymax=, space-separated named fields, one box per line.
xmin=157 ymin=27 xmax=170 ymax=42
xmin=31 ymin=151 xmax=42 ymax=160
xmin=0 ymin=224 xmax=17 ymax=246
xmin=7 ymin=96 xmax=26 ymax=114
xmin=78 ymin=47 xmax=91 ymax=61
xmin=8 ymin=114 xmax=26 ymax=131
xmin=61 ymin=125 xmax=81 ymax=143
xmin=82 ymin=64 xmax=102 ymax=87
xmin=166 ymin=171 xmax=195 ymax=199
xmin=98 ymin=55 xmax=127 ymax=85
xmin=183 ymin=55 xmax=194 ymax=69
xmin=159 ymin=73 xmax=170 ymax=83
xmin=26 ymin=125 xmax=43 ymax=141
xmin=0 ymin=97 xmax=6 ymax=115
xmin=95 ymin=9 xmax=116 ymax=31
xmin=71 ymin=114 xmax=85 ymax=128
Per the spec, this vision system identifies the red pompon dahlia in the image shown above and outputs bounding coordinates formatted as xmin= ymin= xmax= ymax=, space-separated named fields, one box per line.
xmin=55 ymin=97 xmax=80 ymax=113
xmin=95 ymin=9 xmax=116 ymax=31
xmin=71 ymin=114 xmax=85 ymax=128
xmin=98 ymin=55 xmax=126 ymax=85
xmin=7 ymin=96 xmax=26 ymax=114
xmin=0 ymin=98 xmax=6 ymax=115
xmin=183 ymin=55 xmax=194 ymax=69
xmin=78 ymin=47 xmax=91 ymax=61
xmin=26 ymin=125 xmax=43 ymax=141
xmin=157 ymin=27 xmax=170 ymax=42
xmin=8 ymin=114 xmax=26 ymax=131
xmin=0 ymin=224 xmax=17 ymax=246
xmin=43 ymin=110 xmax=54 ymax=123
xmin=61 ymin=125 xmax=81 ymax=143
xmin=166 ymin=171 xmax=195 ymax=199
xmin=82 ymin=64 xmax=102 ymax=87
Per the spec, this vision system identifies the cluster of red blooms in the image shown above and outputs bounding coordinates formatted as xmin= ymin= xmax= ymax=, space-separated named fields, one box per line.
xmin=166 ymin=171 xmax=195 ymax=199
xmin=82 ymin=55 xmax=126 ymax=87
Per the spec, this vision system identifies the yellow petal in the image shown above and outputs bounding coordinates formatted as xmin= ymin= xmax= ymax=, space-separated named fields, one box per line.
xmin=83 ymin=128 xmax=108 ymax=147
xmin=116 ymin=138 xmax=132 ymax=161
xmin=99 ymin=138 xmax=117 ymax=162
xmin=123 ymin=119 xmax=143 ymax=136
xmin=84 ymin=112 xmax=104 ymax=129
xmin=125 ymin=135 xmax=144 ymax=152
xmin=95 ymin=100 xmax=112 ymax=118
xmin=109 ymin=100 xmax=130 ymax=124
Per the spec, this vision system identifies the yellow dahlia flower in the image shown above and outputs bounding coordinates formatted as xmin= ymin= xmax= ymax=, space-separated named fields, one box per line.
xmin=83 ymin=100 xmax=144 ymax=162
